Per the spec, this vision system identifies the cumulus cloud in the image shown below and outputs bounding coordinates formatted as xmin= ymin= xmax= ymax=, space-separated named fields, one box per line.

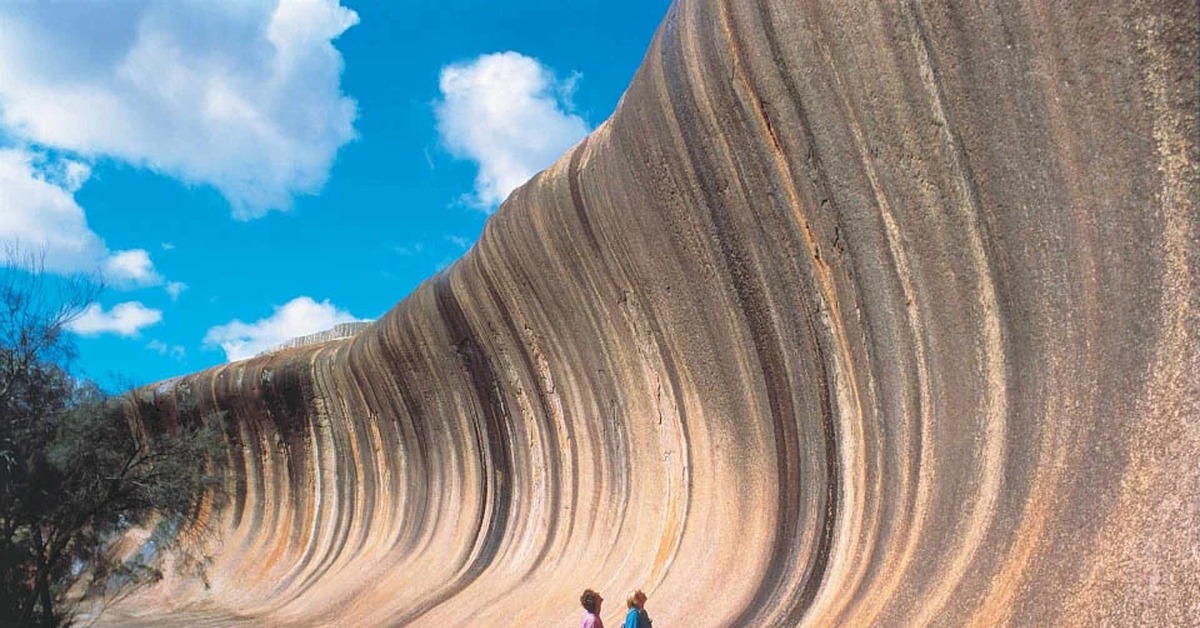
xmin=146 ymin=339 xmax=186 ymax=360
xmin=203 ymin=296 xmax=361 ymax=362
xmin=0 ymin=0 xmax=359 ymax=218
xmin=434 ymin=52 xmax=590 ymax=209
xmin=0 ymin=148 xmax=162 ymax=286
xmin=103 ymin=249 xmax=163 ymax=287
xmin=66 ymin=301 xmax=163 ymax=337
xmin=165 ymin=281 xmax=188 ymax=301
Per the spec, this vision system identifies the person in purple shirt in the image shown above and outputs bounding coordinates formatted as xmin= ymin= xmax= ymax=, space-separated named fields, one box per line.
xmin=623 ymin=589 xmax=652 ymax=628
xmin=580 ymin=589 xmax=604 ymax=628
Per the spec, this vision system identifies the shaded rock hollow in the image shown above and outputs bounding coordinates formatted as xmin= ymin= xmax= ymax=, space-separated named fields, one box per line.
xmin=106 ymin=0 xmax=1198 ymax=625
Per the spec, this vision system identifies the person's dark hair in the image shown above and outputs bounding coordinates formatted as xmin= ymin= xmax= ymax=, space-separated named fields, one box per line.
xmin=580 ymin=589 xmax=600 ymax=613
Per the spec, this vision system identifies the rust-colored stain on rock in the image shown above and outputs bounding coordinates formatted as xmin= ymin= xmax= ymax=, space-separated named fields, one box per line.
xmin=100 ymin=0 xmax=1198 ymax=625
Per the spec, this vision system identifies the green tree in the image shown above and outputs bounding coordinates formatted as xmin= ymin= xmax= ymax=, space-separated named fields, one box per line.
xmin=0 ymin=259 xmax=225 ymax=626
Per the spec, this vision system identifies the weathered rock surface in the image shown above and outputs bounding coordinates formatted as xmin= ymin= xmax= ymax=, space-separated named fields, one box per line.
xmin=105 ymin=1 xmax=1198 ymax=625
xmin=260 ymin=322 xmax=373 ymax=357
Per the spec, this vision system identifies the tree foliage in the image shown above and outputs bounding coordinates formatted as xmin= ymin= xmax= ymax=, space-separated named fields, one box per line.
xmin=0 ymin=260 xmax=226 ymax=626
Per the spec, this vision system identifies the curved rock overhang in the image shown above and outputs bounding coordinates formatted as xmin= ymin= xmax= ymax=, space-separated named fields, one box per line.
xmin=107 ymin=0 xmax=1197 ymax=625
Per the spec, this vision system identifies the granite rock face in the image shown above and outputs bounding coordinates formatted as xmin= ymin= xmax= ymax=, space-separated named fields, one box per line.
xmin=259 ymin=321 xmax=373 ymax=357
xmin=108 ymin=1 xmax=1197 ymax=625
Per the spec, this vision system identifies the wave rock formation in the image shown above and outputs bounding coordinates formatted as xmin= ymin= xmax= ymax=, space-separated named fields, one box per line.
xmin=107 ymin=1 xmax=1198 ymax=625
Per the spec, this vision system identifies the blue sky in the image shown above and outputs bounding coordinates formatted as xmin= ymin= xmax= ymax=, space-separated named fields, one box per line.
xmin=0 ymin=0 xmax=671 ymax=388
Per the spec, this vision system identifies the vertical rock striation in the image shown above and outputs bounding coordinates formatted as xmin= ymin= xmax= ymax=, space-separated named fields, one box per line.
xmin=107 ymin=1 xmax=1197 ymax=625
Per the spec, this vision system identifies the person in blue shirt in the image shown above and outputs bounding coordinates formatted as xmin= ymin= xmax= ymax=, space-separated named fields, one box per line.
xmin=624 ymin=589 xmax=652 ymax=628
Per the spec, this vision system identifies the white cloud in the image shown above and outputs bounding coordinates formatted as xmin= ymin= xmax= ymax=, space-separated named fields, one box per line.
xmin=203 ymin=296 xmax=361 ymax=362
xmin=67 ymin=301 xmax=162 ymax=337
xmin=0 ymin=149 xmax=102 ymax=272
xmin=165 ymin=281 xmax=188 ymax=300
xmin=103 ymin=249 xmax=163 ymax=287
xmin=146 ymin=339 xmax=186 ymax=360
xmin=434 ymin=52 xmax=590 ymax=209
xmin=0 ymin=148 xmax=162 ymax=286
xmin=395 ymin=243 xmax=425 ymax=256
xmin=0 ymin=0 xmax=359 ymax=218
